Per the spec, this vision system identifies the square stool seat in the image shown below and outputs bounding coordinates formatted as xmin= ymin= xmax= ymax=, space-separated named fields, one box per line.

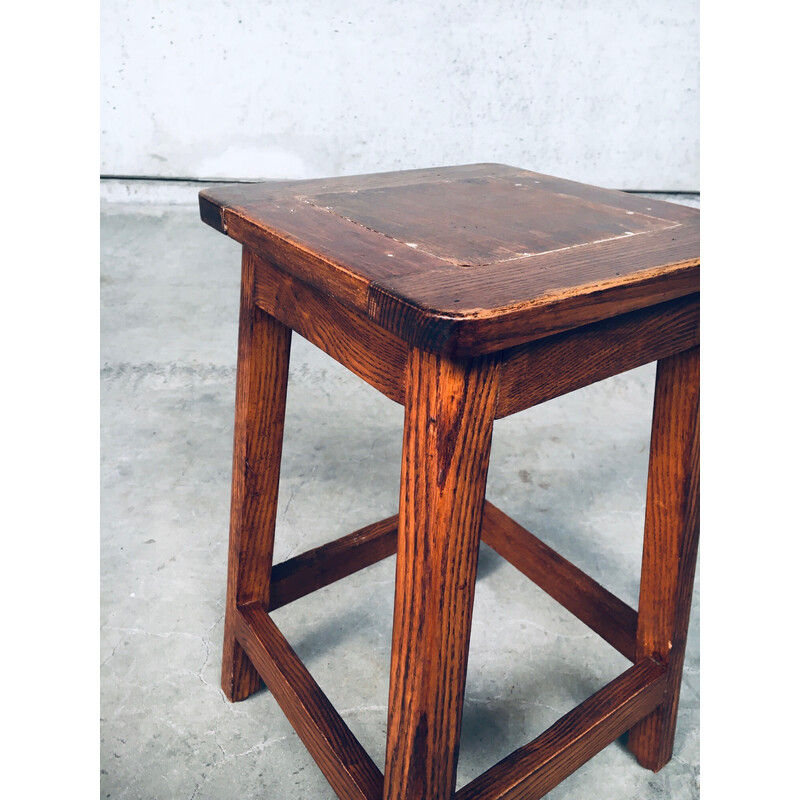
xmin=200 ymin=163 xmax=698 ymax=356
xmin=199 ymin=163 xmax=699 ymax=800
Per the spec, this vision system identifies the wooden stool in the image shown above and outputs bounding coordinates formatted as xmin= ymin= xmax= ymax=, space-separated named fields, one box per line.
xmin=199 ymin=163 xmax=699 ymax=800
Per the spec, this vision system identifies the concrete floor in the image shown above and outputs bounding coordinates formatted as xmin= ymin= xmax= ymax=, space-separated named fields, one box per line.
xmin=100 ymin=194 xmax=700 ymax=799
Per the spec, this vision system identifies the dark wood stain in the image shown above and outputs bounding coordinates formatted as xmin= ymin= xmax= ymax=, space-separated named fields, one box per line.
xmin=200 ymin=163 xmax=699 ymax=356
xmin=454 ymin=659 xmax=668 ymax=800
xmin=268 ymin=514 xmax=399 ymax=612
xmin=383 ymin=348 xmax=500 ymax=800
xmin=481 ymin=502 xmax=638 ymax=662
xmin=250 ymin=248 xmax=409 ymax=406
xmin=236 ymin=603 xmax=384 ymax=800
xmin=367 ymin=222 xmax=698 ymax=356
xmin=496 ymin=293 xmax=699 ymax=417
xmin=306 ymin=177 xmax=674 ymax=267
xmin=628 ymin=347 xmax=700 ymax=771
xmin=221 ymin=249 xmax=291 ymax=703
xmin=201 ymin=164 xmax=700 ymax=799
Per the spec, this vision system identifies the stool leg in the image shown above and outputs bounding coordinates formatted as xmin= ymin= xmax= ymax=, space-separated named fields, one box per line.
xmin=628 ymin=346 xmax=699 ymax=771
xmin=383 ymin=348 xmax=499 ymax=800
xmin=221 ymin=249 xmax=292 ymax=702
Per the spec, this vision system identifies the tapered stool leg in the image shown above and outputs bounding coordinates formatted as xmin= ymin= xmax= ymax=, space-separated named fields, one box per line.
xmin=383 ymin=348 xmax=500 ymax=800
xmin=221 ymin=248 xmax=292 ymax=702
xmin=628 ymin=346 xmax=699 ymax=771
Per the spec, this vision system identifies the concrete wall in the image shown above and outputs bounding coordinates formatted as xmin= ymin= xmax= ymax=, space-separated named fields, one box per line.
xmin=101 ymin=0 xmax=698 ymax=190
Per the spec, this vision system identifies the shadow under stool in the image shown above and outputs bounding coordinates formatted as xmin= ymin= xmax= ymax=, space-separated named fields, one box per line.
xmin=199 ymin=163 xmax=699 ymax=800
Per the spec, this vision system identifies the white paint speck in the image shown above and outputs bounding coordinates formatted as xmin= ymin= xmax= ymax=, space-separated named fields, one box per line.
xmin=646 ymin=207 xmax=652 ymax=211
xmin=387 ymin=253 xmax=394 ymax=257
xmin=406 ymin=243 xmax=418 ymax=248
xmin=624 ymin=231 xmax=635 ymax=235
xmin=626 ymin=210 xmax=635 ymax=214
xmin=130 ymin=593 xmax=135 ymax=597
xmin=514 ymin=183 xmax=522 ymax=187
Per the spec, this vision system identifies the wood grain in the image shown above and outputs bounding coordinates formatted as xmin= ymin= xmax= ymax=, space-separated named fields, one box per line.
xmin=367 ymin=222 xmax=698 ymax=356
xmin=200 ymin=164 xmax=699 ymax=356
xmin=221 ymin=249 xmax=292 ymax=702
xmin=251 ymin=249 xmax=408 ymax=405
xmin=203 ymin=166 xmax=701 ymax=796
xmin=628 ymin=347 xmax=700 ymax=771
xmin=268 ymin=514 xmax=399 ymax=612
xmin=226 ymin=204 xmax=431 ymax=311
xmin=203 ymin=166 xmax=497 ymax=311
xmin=496 ymin=293 xmax=699 ymax=418
xmin=455 ymin=659 xmax=667 ymax=800
xmin=236 ymin=603 xmax=383 ymax=800
xmin=383 ymin=348 xmax=500 ymax=800
xmin=307 ymin=177 xmax=674 ymax=267
xmin=481 ymin=501 xmax=638 ymax=662
xmin=504 ymin=171 xmax=698 ymax=224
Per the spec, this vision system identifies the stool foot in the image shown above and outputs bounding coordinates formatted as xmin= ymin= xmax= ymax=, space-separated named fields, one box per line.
xmin=221 ymin=636 xmax=261 ymax=703
xmin=221 ymin=249 xmax=292 ymax=703
xmin=627 ymin=347 xmax=699 ymax=771
xmin=383 ymin=348 xmax=500 ymax=800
